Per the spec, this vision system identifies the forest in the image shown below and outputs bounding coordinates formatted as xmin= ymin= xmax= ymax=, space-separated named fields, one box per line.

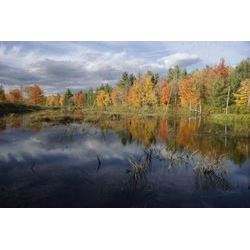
xmin=0 ymin=58 xmax=250 ymax=117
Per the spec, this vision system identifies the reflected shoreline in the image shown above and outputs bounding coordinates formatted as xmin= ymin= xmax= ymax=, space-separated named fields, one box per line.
xmin=0 ymin=111 xmax=249 ymax=207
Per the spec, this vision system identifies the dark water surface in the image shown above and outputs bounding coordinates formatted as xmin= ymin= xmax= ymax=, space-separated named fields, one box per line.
xmin=0 ymin=113 xmax=249 ymax=207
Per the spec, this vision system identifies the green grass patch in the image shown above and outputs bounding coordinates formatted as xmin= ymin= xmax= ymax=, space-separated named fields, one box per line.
xmin=209 ymin=113 xmax=250 ymax=125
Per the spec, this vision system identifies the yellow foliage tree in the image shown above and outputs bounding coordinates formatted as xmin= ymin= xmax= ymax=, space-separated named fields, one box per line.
xmin=6 ymin=88 xmax=23 ymax=103
xmin=59 ymin=95 xmax=64 ymax=106
xmin=111 ymin=86 xmax=127 ymax=106
xmin=96 ymin=90 xmax=111 ymax=108
xmin=128 ymin=74 xmax=157 ymax=108
xmin=234 ymin=79 xmax=250 ymax=107
xmin=179 ymin=76 xmax=201 ymax=108
xmin=73 ymin=91 xmax=85 ymax=108
xmin=46 ymin=94 xmax=61 ymax=107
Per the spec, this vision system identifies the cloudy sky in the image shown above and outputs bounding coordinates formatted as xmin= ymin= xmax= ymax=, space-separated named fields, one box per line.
xmin=0 ymin=41 xmax=250 ymax=94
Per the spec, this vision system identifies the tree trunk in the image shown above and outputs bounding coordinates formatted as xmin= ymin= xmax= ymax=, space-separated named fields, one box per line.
xmin=225 ymin=86 xmax=230 ymax=115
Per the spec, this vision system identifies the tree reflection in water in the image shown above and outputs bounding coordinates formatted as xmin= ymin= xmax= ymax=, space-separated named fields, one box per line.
xmin=0 ymin=112 xmax=249 ymax=207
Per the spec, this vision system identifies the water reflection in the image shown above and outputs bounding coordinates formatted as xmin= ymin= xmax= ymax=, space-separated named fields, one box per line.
xmin=0 ymin=113 xmax=249 ymax=207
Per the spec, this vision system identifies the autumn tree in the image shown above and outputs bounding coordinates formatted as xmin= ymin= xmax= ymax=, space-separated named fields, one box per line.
xmin=167 ymin=65 xmax=187 ymax=105
xmin=111 ymin=86 xmax=127 ymax=106
xmin=214 ymin=58 xmax=231 ymax=81
xmin=73 ymin=91 xmax=85 ymax=108
xmin=96 ymin=90 xmax=111 ymax=108
xmin=127 ymin=82 xmax=141 ymax=108
xmin=25 ymin=84 xmax=45 ymax=105
xmin=46 ymin=94 xmax=61 ymax=107
xmin=128 ymin=73 xmax=157 ymax=108
xmin=234 ymin=79 xmax=250 ymax=107
xmin=179 ymin=76 xmax=201 ymax=109
xmin=59 ymin=95 xmax=64 ymax=106
xmin=6 ymin=88 xmax=23 ymax=103
xmin=139 ymin=74 xmax=158 ymax=107
xmin=157 ymin=80 xmax=170 ymax=106
xmin=46 ymin=95 xmax=55 ymax=106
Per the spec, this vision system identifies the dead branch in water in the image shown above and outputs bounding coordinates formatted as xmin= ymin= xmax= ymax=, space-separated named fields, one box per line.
xmin=96 ymin=154 xmax=101 ymax=172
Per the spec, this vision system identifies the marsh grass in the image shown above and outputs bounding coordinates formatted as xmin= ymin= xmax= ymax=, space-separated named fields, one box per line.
xmin=210 ymin=113 xmax=250 ymax=125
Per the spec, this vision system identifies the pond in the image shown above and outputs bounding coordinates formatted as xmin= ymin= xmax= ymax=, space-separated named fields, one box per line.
xmin=0 ymin=112 xmax=249 ymax=207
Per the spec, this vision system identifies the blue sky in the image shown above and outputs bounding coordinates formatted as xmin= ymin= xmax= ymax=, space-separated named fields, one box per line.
xmin=0 ymin=41 xmax=249 ymax=94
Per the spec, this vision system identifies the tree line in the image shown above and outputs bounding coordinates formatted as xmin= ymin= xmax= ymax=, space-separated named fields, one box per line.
xmin=0 ymin=58 xmax=250 ymax=113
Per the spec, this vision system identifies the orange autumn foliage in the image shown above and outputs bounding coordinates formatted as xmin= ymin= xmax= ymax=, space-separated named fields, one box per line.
xmin=214 ymin=58 xmax=231 ymax=81
xmin=25 ymin=84 xmax=45 ymax=105
xmin=6 ymin=88 xmax=23 ymax=103
xmin=161 ymin=83 xmax=170 ymax=105
xmin=179 ymin=77 xmax=201 ymax=108
xmin=111 ymin=86 xmax=127 ymax=106
xmin=46 ymin=94 xmax=61 ymax=107
xmin=73 ymin=91 xmax=85 ymax=107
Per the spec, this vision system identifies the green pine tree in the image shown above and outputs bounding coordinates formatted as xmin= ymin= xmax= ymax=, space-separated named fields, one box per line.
xmin=212 ymin=78 xmax=229 ymax=109
xmin=229 ymin=58 xmax=250 ymax=103
xmin=0 ymin=85 xmax=6 ymax=102
xmin=64 ymin=88 xmax=74 ymax=107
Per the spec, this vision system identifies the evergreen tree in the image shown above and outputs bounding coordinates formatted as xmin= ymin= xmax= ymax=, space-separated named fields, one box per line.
xmin=97 ymin=84 xmax=113 ymax=94
xmin=167 ymin=66 xmax=186 ymax=105
xmin=229 ymin=58 xmax=250 ymax=102
xmin=211 ymin=78 xmax=229 ymax=109
xmin=118 ymin=72 xmax=129 ymax=88
xmin=128 ymin=74 xmax=136 ymax=87
xmin=64 ymin=88 xmax=74 ymax=107
xmin=167 ymin=65 xmax=186 ymax=81
xmin=0 ymin=85 xmax=6 ymax=102
xmin=151 ymin=73 xmax=160 ymax=86
xmin=85 ymin=88 xmax=96 ymax=108
xmin=118 ymin=72 xmax=135 ymax=91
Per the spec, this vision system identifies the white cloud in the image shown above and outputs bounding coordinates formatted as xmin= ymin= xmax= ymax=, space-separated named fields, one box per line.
xmin=158 ymin=53 xmax=201 ymax=68
xmin=0 ymin=43 xmax=203 ymax=93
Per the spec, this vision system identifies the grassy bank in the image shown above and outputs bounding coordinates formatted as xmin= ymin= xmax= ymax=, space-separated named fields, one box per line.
xmin=1 ymin=103 xmax=250 ymax=125
xmin=209 ymin=113 xmax=250 ymax=125
xmin=80 ymin=106 xmax=191 ymax=118
xmin=0 ymin=102 xmax=43 ymax=116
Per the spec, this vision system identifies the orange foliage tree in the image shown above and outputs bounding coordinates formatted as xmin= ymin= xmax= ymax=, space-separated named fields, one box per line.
xmin=96 ymin=90 xmax=111 ymax=108
xmin=25 ymin=84 xmax=45 ymax=105
xmin=111 ymin=86 xmax=127 ymax=106
xmin=73 ymin=91 xmax=85 ymax=108
xmin=179 ymin=76 xmax=201 ymax=108
xmin=6 ymin=88 xmax=23 ymax=103
xmin=128 ymin=74 xmax=157 ymax=108
xmin=214 ymin=58 xmax=231 ymax=81
xmin=46 ymin=94 xmax=61 ymax=107
xmin=159 ymin=80 xmax=171 ymax=105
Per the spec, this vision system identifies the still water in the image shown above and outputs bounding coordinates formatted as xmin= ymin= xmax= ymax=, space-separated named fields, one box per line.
xmin=0 ymin=112 xmax=249 ymax=207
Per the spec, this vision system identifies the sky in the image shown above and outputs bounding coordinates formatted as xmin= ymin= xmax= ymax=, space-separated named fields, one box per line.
xmin=0 ymin=41 xmax=250 ymax=94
